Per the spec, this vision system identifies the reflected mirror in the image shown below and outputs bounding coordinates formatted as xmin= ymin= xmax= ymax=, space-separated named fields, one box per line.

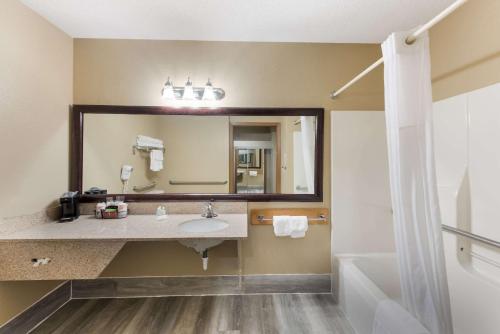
xmin=72 ymin=106 xmax=323 ymax=201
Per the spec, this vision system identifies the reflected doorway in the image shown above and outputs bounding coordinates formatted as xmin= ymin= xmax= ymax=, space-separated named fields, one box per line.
xmin=230 ymin=123 xmax=281 ymax=194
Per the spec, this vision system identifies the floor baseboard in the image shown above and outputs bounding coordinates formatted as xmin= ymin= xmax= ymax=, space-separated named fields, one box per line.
xmin=72 ymin=274 xmax=332 ymax=299
xmin=0 ymin=281 xmax=71 ymax=334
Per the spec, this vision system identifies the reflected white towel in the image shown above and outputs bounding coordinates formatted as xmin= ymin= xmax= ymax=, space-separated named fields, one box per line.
xmin=150 ymin=149 xmax=163 ymax=171
xmin=273 ymin=216 xmax=291 ymax=236
xmin=289 ymin=216 xmax=308 ymax=238
xmin=137 ymin=135 xmax=163 ymax=149
xmin=372 ymin=300 xmax=430 ymax=334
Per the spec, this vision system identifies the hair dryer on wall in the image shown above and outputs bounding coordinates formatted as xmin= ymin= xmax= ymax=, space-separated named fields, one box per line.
xmin=120 ymin=165 xmax=134 ymax=193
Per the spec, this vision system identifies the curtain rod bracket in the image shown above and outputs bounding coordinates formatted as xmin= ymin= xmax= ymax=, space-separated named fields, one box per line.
xmin=405 ymin=36 xmax=417 ymax=45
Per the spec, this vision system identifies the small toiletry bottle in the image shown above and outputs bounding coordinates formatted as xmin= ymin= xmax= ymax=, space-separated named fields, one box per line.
xmin=156 ymin=205 xmax=167 ymax=220
xmin=118 ymin=202 xmax=128 ymax=219
xmin=95 ymin=202 xmax=106 ymax=219
xmin=105 ymin=197 xmax=113 ymax=209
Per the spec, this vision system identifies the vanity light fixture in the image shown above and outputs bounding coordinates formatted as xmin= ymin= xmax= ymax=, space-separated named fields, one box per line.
xmin=202 ymin=79 xmax=216 ymax=101
xmin=161 ymin=77 xmax=225 ymax=101
xmin=182 ymin=77 xmax=195 ymax=100
xmin=161 ymin=77 xmax=175 ymax=100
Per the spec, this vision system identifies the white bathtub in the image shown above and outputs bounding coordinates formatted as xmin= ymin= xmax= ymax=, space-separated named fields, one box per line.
xmin=335 ymin=254 xmax=428 ymax=334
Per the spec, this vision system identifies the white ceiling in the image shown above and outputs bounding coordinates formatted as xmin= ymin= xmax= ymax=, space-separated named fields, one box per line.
xmin=20 ymin=0 xmax=455 ymax=43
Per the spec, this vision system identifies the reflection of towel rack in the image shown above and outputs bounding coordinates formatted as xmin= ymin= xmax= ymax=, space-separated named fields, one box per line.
xmin=296 ymin=185 xmax=308 ymax=191
xmin=133 ymin=182 xmax=157 ymax=192
xmin=169 ymin=180 xmax=228 ymax=185
xmin=133 ymin=145 xmax=166 ymax=154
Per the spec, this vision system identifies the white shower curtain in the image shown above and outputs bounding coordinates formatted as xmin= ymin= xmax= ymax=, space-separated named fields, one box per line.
xmin=380 ymin=31 xmax=453 ymax=334
xmin=300 ymin=116 xmax=315 ymax=194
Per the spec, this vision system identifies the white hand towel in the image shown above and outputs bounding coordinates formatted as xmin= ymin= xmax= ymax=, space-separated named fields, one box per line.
xmin=273 ymin=216 xmax=291 ymax=236
xmin=289 ymin=216 xmax=308 ymax=238
xmin=150 ymin=149 xmax=164 ymax=171
xmin=151 ymin=149 xmax=163 ymax=161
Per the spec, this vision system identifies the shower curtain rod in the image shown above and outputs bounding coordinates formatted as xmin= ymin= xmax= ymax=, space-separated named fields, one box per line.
xmin=330 ymin=0 xmax=468 ymax=99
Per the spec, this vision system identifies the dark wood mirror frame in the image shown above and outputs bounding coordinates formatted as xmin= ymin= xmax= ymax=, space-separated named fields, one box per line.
xmin=71 ymin=105 xmax=324 ymax=202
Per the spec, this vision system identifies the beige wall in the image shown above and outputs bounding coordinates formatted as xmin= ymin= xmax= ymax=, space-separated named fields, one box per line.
xmin=158 ymin=116 xmax=230 ymax=193
xmin=74 ymin=39 xmax=384 ymax=277
xmin=430 ymin=0 xmax=500 ymax=100
xmin=0 ymin=0 xmax=72 ymax=326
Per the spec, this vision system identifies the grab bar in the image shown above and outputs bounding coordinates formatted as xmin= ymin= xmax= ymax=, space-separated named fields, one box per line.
xmin=133 ymin=182 xmax=156 ymax=192
xmin=169 ymin=180 xmax=228 ymax=185
xmin=442 ymin=225 xmax=500 ymax=249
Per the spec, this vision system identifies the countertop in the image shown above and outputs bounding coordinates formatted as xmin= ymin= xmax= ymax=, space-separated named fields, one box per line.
xmin=0 ymin=214 xmax=248 ymax=242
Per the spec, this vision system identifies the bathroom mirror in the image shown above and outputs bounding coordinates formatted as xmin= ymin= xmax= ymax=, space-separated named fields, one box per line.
xmin=71 ymin=105 xmax=323 ymax=201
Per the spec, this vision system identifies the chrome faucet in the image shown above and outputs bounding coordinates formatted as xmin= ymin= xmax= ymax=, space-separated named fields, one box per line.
xmin=202 ymin=201 xmax=217 ymax=218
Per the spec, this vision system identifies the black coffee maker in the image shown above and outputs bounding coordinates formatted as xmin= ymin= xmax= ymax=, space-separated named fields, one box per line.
xmin=59 ymin=191 xmax=80 ymax=222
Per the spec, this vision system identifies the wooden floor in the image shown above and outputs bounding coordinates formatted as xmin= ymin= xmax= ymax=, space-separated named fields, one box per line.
xmin=32 ymin=294 xmax=354 ymax=334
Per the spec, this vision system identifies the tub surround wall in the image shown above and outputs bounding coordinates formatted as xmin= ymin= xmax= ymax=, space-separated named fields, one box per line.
xmin=330 ymin=111 xmax=393 ymax=256
xmin=434 ymin=84 xmax=500 ymax=334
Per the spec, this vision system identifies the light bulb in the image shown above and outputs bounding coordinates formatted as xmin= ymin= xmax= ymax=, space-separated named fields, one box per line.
xmin=161 ymin=78 xmax=175 ymax=100
xmin=202 ymin=79 xmax=216 ymax=101
xmin=182 ymin=77 xmax=195 ymax=100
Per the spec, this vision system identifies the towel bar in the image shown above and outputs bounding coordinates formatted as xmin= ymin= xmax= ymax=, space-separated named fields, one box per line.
xmin=251 ymin=208 xmax=329 ymax=225
xmin=169 ymin=180 xmax=228 ymax=185
xmin=257 ymin=214 xmax=326 ymax=223
xmin=133 ymin=145 xmax=166 ymax=154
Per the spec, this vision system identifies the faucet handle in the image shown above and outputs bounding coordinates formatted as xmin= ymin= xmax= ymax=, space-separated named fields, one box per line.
xmin=202 ymin=200 xmax=217 ymax=218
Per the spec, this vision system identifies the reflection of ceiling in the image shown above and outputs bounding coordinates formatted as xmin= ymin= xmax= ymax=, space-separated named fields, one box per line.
xmin=21 ymin=0 xmax=455 ymax=43
xmin=234 ymin=126 xmax=273 ymax=142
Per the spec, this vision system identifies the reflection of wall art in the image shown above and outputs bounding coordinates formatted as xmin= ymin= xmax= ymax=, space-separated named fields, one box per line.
xmin=237 ymin=149 xmax=261 ymax=168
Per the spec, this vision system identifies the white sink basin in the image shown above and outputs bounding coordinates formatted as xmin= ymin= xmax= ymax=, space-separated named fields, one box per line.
xmin=179 ymin=218 xmax=229 ymax=233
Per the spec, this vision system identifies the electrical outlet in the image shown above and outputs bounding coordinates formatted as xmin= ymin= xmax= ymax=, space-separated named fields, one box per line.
xmin=31 ymin=258 xmax=51 ymax=267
